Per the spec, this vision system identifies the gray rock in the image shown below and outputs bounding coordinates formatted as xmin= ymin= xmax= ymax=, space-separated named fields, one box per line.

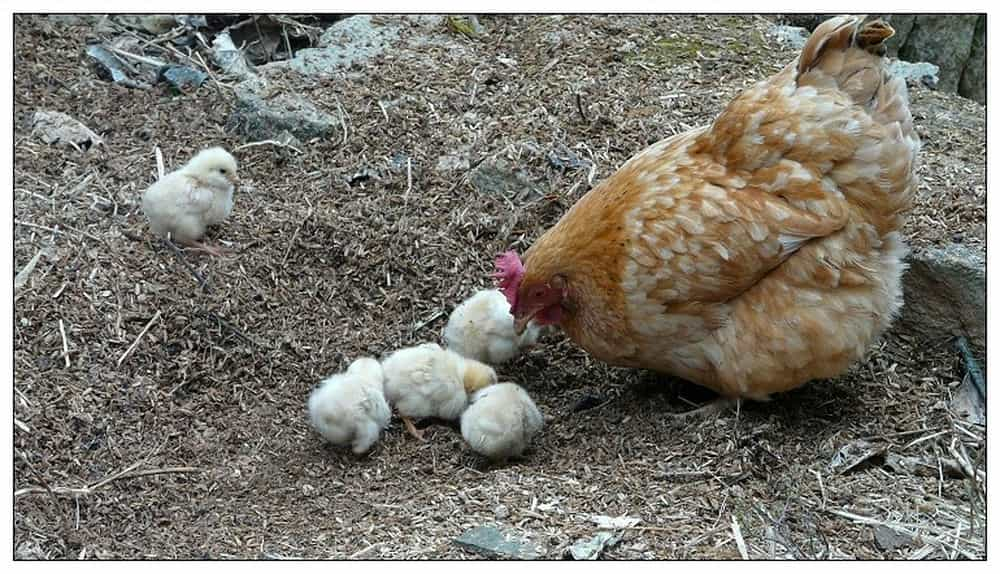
xmin=30 ymin=111 xmax=103 ymax=150
xmin=274 ymin=15 xmax=400 ymax=77
xmin=873 ymin=525 xmax=914 ymax=551
xmin=436 ymin=153 xmax=471 ymax=173
xmin=898 ymin=15 xmax=979 ymax=94
xmin=899 ymin=245 xmax=985 ymax=356
xmin=959 ymin=15 xmax=985 ymax=104
xmin=158 ymin=65 xmax=208 ymax=92
xmin=882 ymin=15 xmax=916 ymax=57
xmin=829 ymin=439 xmax=886 ymax=475
xmin=46 ymin=15 xmax=106 ymax=27
xmin=211 ymin=31 xmax=255 ymax=80
xmin=115 ymin=15 xmax=177 ymax=35
xmin=470 ymin=159 xmax=545 ymax=202
xmin=567 ymin=532 xmax=621 ymax=560
xmin=454 ymin=525 xmax=542 ymax=560
xmin=227 ymin=76 xmax=339 ymax=141
xmin=887 ymin=60 xmax=940 ymax=90
xmin=85 ymin=44 xmax=150 ymax=89
xmin=770 ymin=25 xmax=809 ymax=50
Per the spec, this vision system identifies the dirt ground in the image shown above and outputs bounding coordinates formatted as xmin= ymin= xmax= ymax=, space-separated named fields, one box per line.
xmin=13 ymin=14 xmax=985 ymax=559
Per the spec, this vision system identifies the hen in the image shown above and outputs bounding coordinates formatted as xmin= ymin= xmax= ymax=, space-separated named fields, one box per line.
xmin=495 ymin=16 xmax=918 ymax=403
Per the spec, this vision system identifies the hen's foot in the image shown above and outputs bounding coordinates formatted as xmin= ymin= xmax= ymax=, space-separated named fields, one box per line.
xmin=665 ymin=398 xmax=734 ymax=421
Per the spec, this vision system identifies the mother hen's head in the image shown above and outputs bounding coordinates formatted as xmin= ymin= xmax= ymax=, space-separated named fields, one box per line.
xmin=493 ymin=250 xmax=566 ymax=335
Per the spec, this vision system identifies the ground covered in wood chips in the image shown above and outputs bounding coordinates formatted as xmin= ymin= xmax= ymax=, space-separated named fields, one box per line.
xmin=13 ymin=14 xmax=985 ymax=559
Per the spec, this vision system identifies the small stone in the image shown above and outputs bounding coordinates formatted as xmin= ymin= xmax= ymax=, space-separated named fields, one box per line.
xmin=454 ymin=525 xmax=542 ymax=560
xmin=30 ymin=111 xmax=103 ymax=150
xmin=770 ymin=25 xmax=810 ymax=49
xmin=888 ymin=60 xmax=940 ymax=90
xmin=436 ymin=153 xmax=471 ymax=172
xmin=829 ymin=439 xmax=886 ymax=475
xmin=158 ymin=65 xmax=208 ymax=92
xmin=567 ymin=532 xmax=620 ymax=560
xmin=873 ymin=525 xmax=913 ymax=551
xmin=494 ymin=504 xmax=510 ymax=520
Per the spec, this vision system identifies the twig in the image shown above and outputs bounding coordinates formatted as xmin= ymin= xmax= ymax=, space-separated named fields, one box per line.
xmin=731 ymin=515 xmax=749 ymax=559
xmin=349 ymin=544 xmax=380 ymax=559
xmin=14 ymin=249 xmax=47 ymax=292
xmin=201 ymin=311 xmax=261 ymax=348
xmin=14 ymin=219 xmax=102 ymax=244
xmin=412 ymin=310 xmax=444 ymax=333
xmin=154 ymin=146 xmax=165 ymax=179
xmin=67 ymin=173 xmax=96 ymax=197
xmin=280 ymin=208 xmax=312 ymax=265
xmin=117 ymin=311 xmax=162 ymax=367
xmin=103 ymin=44 xmax=167 ymax=68
xmin=58 ymin=319 xmax=70 ymax=368
xmin=234 ymin=139 xmax=303 ymax=154
xmin=403 ymin=157 xmax=413 ymax=203
xmin=331 ymin=94 xmax=349 ymax=146
xmin=14 ymin=467 xmax=201 ymax=498
xmin=575 ymin=92 xmax=589 ymax=122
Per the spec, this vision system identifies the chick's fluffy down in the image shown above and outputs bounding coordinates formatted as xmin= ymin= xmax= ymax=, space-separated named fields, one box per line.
xmin=461 ymin=383 xmax=544 ymax=461
xmin=381 ymin=343 xmax=497 ymax=421
xmin=308 ymin=358 xmax=391 ymax=454
xmin=443 ymin=289 xmax=541 ymax=364
xmin=141 ymin=147 xmax=237 ymax=243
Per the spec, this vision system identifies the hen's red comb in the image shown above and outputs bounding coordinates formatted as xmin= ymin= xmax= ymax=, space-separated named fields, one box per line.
xmin=493 ymin=250 xmax=524 ymax=308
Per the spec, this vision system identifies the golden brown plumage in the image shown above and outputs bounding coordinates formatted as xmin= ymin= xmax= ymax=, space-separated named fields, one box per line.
xmin=498 ymin=15 xmax=919 ymax=400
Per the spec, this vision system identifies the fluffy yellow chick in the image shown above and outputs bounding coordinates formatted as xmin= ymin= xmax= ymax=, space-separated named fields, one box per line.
xmin=381 ymin=342 xmax=497 ymax=440
xmin=460 ymin=383 xmax=544 ymax=462
xmin=141 ymin=146 xmax=238 ymax=256
xmin=443 ymin=289 xmax=542 ymax=364
xmin=308 ymin=357 xmax=391 ymax=454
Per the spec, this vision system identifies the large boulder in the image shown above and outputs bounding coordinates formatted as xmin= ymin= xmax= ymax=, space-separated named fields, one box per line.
xmin=958 ymin=15 xmax=986 ymax=105
xmin=898 ymin=245 xmax=985 ymax=358
xmin=897 ymin=15 xmax=979 ymax=95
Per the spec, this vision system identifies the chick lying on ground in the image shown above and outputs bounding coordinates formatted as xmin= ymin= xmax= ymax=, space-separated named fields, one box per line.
xmin=141 ymin=146 xmax=238 ymax=256
xmin=381 ymin=342 xmax=497 ymax=440
xmin=443 ymin=289 xmax=542 ymax=364
xmin=461 ymin=383 xmax=544 ymax=461
xmin=308 ymin=357 xmax=391 ymax=454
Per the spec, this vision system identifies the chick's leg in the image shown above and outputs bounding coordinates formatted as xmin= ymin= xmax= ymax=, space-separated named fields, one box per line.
xmin=401 ymin=417 xmax=426 ymax=441
xmin=179 ymin=239 xmax=228 ymax=257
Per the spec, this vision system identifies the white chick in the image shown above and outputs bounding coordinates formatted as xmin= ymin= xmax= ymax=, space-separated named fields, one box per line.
xmin=443 ymin=289 xmax=542 ymax=364
xmin=461 ymin=383 xmax=544 ymax=462
xmin=308 ymin=357 xmax=391 ymax=454
xmin=142 ymin=146 xmax=238 ymax=256
xmin=381 ymin=342 xmax=497 ymax=440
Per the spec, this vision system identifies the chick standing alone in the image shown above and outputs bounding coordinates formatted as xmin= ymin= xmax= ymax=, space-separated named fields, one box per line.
xmin=443 ymin=289 xmax=541 ymax=364
xmin=381 ymin=343 xmax=497 ymax=440
xmin=308 ymin=357 xmax=391 ymax=454
xmin=142 ymin=146 xmax=238 ymax=256
xmin=461 ymin=383 xmax=544 ymax=462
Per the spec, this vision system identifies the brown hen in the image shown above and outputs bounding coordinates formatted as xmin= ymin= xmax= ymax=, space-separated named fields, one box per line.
xmin=496 ymin=15 xmax=919 ymax=401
